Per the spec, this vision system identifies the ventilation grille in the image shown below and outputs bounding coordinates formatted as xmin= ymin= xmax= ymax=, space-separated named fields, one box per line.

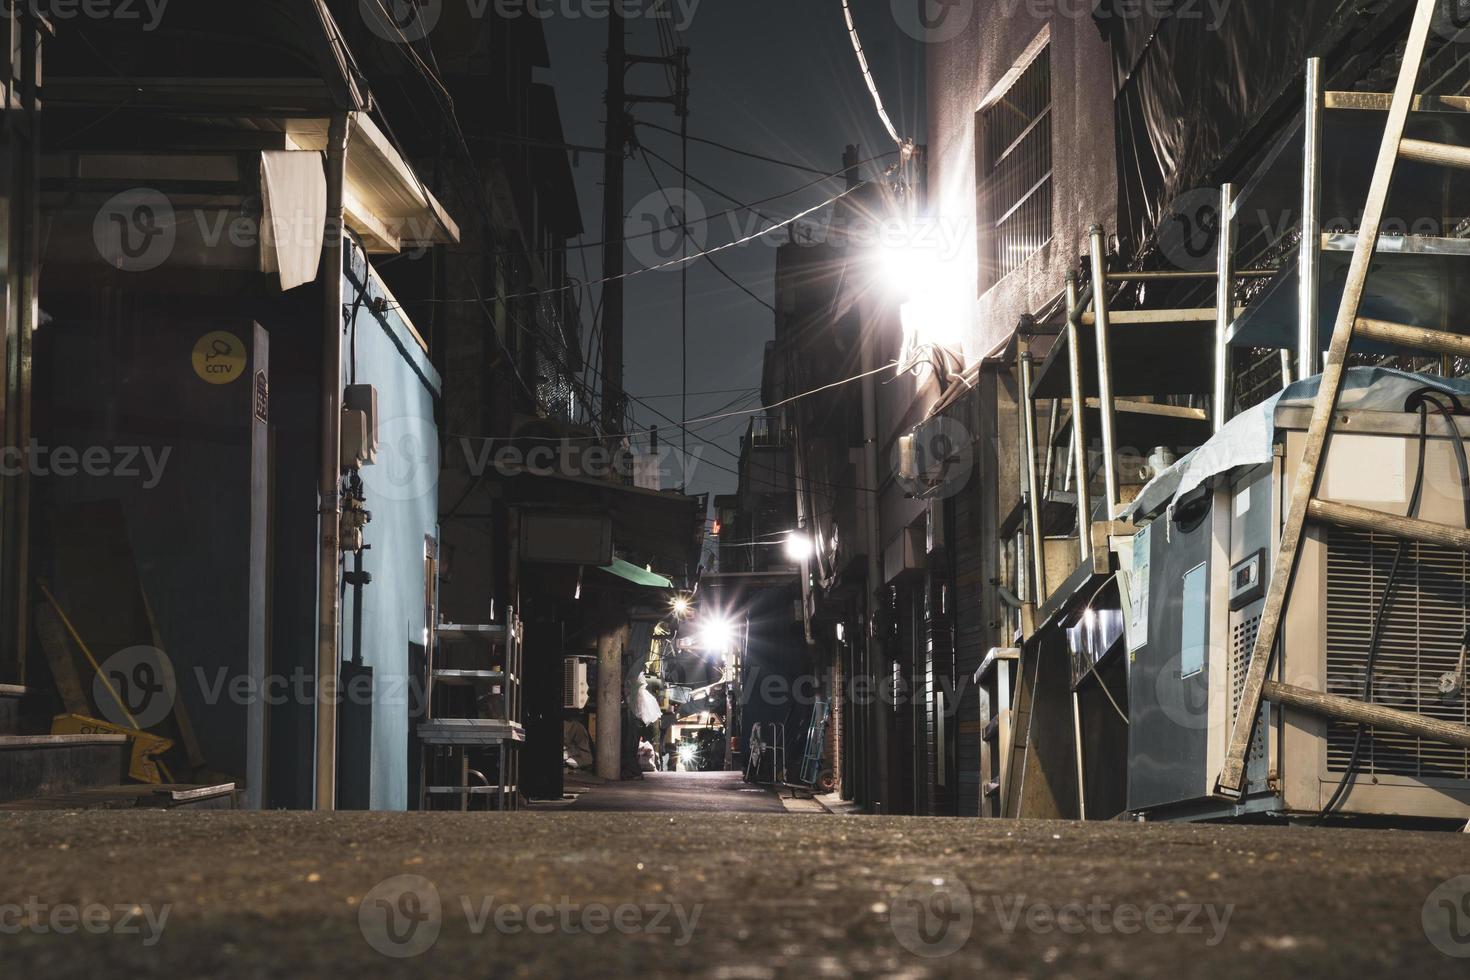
xmin=1325 ymin=529 xmax=1470 ymax=779
xmin=1230 ymin=613 xmax=1266 ymax=764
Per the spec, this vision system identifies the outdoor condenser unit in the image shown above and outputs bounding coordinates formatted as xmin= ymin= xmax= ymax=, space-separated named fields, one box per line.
xmin=563 ymin=658 xmax=590 ymax=710
xmin=1128 ymin=405 xmax=1470 ymax=822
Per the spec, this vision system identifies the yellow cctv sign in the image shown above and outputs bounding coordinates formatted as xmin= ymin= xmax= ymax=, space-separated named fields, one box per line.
xmin=192 ymin=331 xmax=246 ymax=384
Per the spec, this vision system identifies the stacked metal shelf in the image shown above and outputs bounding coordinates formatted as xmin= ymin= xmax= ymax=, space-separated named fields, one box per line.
xmin=417 ymin=617 xmax=523 ymax=811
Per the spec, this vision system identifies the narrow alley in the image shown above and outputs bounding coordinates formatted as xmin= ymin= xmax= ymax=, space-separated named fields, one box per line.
xmin=7 ymin=3 xmax=1470 ymax=979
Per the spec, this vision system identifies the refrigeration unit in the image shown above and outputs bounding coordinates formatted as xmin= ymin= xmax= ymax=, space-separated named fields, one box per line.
xmin=1127 ymin=404 xmax=1470 ymax=822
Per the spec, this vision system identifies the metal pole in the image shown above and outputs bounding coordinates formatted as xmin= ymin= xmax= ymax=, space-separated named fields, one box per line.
xmin=1087 ymin=228 xmax=1121 ymax=520
xmin=600 ymin=12 xmax=627 ymax=436
xmin=1072 ymin=691 xmax=1087 ymax=820
xmin=1020 ymin=351 xmax=1047 ymax=603
xmin=314 ymin=111 xmax=351 ymax=811
xmin=1214 ymin=184 xmax=1236 ymax=432
xmin=1065 ymin=273 xmax=1093 ymax=558
xmin=861 ymin=318 xmax=887 ymax=812
xmin=1299 ymin=58 xmax=1325 ymax=380
xmin=679 ymin=48 xmax=689 ymax=486
xmin=1105 ymin=269 xmax=1274 ymax=283
xmin=1041 ymin=397 xmax=1060 ymax=497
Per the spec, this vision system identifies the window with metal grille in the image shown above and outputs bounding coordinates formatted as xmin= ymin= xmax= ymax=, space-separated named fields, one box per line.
xmin=976 ymin=46 xmax=1053 ymax=293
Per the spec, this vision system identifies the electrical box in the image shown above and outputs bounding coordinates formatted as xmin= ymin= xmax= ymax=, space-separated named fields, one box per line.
xmin=341 ymin=383 xmax=379 ymax=469
xmin=563 ymin=658 xmax=590 ymax=710
xmin=1128 ymin=407 xmax=1470 ymax=822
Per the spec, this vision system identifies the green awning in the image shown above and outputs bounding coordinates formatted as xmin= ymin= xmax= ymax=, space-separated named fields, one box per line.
xmin=598 ymin=558 xmax=673 ymax=590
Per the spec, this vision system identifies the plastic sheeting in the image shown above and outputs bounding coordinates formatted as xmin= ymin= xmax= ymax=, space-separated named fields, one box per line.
xmin=1124 ymin=367 xmax=1470 ymax=521
xmin=1096 ymin=0 xmax=1363 ymax=258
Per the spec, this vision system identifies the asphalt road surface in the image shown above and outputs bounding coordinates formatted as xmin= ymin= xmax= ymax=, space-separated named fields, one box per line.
xmin=2 ymin=792 xmax=1469 ymax=978
xmin=562 ymin=770 xmax=787 ymax=812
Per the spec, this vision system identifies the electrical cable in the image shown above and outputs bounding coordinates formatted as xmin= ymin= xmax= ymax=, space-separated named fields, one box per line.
xmin=681 ymin=360 xmax=902 ymax=426
xmin=478 ymin=150 xmax=893 ymax=259
xmin=634 ymin=118 xmax=862 ymax=177
xmin=840 ymin=0 xmax=909 ymax=151
xmin=638 ymin=148 xmax=776 ymax=312
xmin=389 ymin=183 xmax=863 ymax=306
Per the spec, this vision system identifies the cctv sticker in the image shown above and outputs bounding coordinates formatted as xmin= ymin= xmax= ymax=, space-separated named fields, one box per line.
xmin=192 ymin=331 xmax=246 ymax=384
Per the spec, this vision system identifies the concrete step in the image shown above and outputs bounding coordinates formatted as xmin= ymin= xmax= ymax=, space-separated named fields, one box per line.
xmin=0 ymin=734 xmax=129 ymax=804
xmin=0 ymin=781 xmax=238 ymax=812
xmin=0 ymin=685 xmax=24 ymax=736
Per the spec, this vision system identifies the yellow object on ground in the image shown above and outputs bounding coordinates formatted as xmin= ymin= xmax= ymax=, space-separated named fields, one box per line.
xmin=51 ymin=714 xmax=173 ymax=784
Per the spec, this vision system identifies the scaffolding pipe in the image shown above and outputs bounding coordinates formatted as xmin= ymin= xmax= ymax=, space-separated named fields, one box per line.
xmin=1087 ymin=228 xmax=1121 ymax=520
xmin=1105 ymin=269 xmax=1274 ymax=283
xmin=1214 ymin=184 xmax=1236 ymax=432
xmin=1020 ymin=351 xmax=1047 ymax=604
xmin=1042 ymin=396 xmax=1060 ymax=497
xmin=1065 ymin=273 xmax=1093 ymax=558
xmin=1299 ymin=58 xmax=1325 ymax=380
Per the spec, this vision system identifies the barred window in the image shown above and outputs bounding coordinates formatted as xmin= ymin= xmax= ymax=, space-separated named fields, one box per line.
xmin=976 ymin=45 xmax=1053 ymax=293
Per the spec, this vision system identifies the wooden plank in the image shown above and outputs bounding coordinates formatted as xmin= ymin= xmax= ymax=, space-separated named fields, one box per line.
xmin=1325 ymin=91 xmax=1470 ymax=112
xmin=1356 ymin=317 xmax=1470 ymax=358
xmin=1309 ymin=499 xmax=1470 ymax=550
xmin=1078 ymin=307 xmax=1243 ymax=326
xmin=32 ymin=600 xmax=89 ymax=716
xmin=1264 ymin=681 xmax=1470 ymax=748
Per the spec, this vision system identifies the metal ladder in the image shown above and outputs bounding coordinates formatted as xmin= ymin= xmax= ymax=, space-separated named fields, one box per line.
xmin=1217 ymin=0 xmax=1470 ymax=800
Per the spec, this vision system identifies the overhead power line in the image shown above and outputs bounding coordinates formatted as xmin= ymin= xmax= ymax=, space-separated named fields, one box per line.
xmin=635 ymin=119 xmax=845 ymax=177
xmin=638 ymin=148 xmax=776 ymax=313
xmin=390 ymin=181 xmax=862 ymax=308
xmin=840 ymin=0 xmax=911 ymax=152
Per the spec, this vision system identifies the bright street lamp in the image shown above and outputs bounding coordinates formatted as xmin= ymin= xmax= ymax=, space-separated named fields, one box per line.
xmin=784 ymin=531 xmax=814 ymax=563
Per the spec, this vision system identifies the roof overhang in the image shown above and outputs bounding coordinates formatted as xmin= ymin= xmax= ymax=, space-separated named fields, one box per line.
xmin=286 ymin=113 xmax=459 ymax=253
xmin=46 ymin=79 xmax=459 ymax=256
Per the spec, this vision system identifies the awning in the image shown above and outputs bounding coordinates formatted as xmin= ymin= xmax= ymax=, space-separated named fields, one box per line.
xmin=285 ymin=113 xmax=460 ymax=254
xmin=504 ymin=469 xmax=705 ymax=578
xmin=597 ymin=559 xmax=673 ymax=590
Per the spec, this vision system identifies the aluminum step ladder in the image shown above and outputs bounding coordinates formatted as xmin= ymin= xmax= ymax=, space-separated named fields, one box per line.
xmin=1217 ymin=0 xmax=1470 ymax=800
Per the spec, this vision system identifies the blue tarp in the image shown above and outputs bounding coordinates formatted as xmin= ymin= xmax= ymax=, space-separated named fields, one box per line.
xmin=1125 ymin=367 xmax=1470 ymax=521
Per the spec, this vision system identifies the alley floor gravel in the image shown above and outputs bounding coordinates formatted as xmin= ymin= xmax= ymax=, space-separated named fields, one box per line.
xmin=1 ymin=810 xmax=1468 ymax=978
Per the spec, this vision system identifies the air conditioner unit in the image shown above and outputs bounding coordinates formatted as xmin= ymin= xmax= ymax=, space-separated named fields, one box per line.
xmin=1128 ymin=405 xmax=1470 ymax=822
xmin=563 ymin=658 xmax=590 ymax=710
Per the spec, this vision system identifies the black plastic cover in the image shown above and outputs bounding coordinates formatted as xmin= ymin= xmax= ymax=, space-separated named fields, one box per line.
xmin=1096 ymin=0 xmax=1368 ymax=258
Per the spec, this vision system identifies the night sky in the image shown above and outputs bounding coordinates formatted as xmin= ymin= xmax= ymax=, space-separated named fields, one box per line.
xmin=544 ymin=0 xmax=924 ymax=502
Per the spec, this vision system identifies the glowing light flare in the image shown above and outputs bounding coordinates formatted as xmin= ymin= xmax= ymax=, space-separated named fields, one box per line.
xmin=874 ymin=234 xmax=972 ymax=371
xmin=784 ymin=532 xmax=814 ymax=563
xmin=696 ymin=616 xmax=736 ymax=656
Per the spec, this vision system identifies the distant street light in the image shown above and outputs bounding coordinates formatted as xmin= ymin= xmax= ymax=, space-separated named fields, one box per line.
xmin=696 ymin=617 xmax=735 ymax=656
xmin=784 ymin=531 xmax=814 ymax=563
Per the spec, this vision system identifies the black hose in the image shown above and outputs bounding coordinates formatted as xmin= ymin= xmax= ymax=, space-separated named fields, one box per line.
xmin=1317 ymin=404 xmax=1427 ymax=819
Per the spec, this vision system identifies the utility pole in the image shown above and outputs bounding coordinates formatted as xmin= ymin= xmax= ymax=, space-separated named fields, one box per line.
xmin=679 ymin=46 xmax=690 ymax=490
xmin=600 ymin=11 xmax=627 ymax=438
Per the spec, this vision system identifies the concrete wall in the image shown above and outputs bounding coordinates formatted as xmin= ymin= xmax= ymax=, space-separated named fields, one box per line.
xmin=925 ymin=3 xmax=1119 ymax=357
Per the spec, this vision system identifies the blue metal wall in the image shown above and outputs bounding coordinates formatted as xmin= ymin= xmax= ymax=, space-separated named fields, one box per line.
xmin=337 ymin=242 xmax=442 ymax=811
